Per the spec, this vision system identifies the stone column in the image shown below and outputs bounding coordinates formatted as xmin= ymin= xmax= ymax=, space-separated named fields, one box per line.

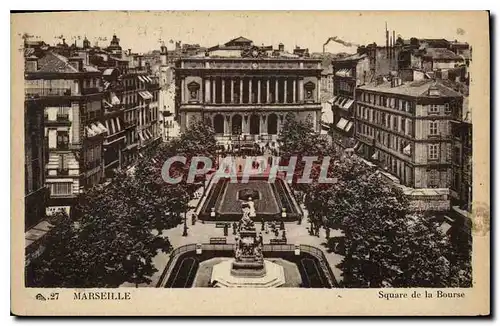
xmin=243 ymin=115 xmax=249 ymax=135
xmin=221 ymin=78 xmax=225 ymax=104
xmin=275 ymin=79 xmax=279 ymax=103
xmin=257 ymin=79 xmax=261 ymax=104
xmin=212 ymin=78 xmax=216 ymax=103
xmin=299 ymin=79 xmax=304 ymax=101
xmin=230 ymin=79 xmax=235 ymax=103
xmin=266 ymin=79 xmax=270 ymax=103
xmin=205 ymin=78 xmax=211 ymax=103
xmin=284 ymin=78 xmax=288 ymax=103
xmin=293 ymin=79 xmax=297 ymax=103
xmin=224 ymin=115 xmax=230 ymax=136
xmin=239 ymin=79 xmax=243 ymax=104
xmin=261 ymin=114 xmax=267 ymax=135
xmin=181 ymin=78 xmax=185 ymax=103
xmin=317 ymin=80 xmax=320 ymax=102
xmin=249 ymin=78 xmax=253 ymax=103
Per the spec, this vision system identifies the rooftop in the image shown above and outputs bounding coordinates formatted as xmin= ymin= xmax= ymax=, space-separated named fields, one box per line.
xmin=423 ymin=48 xmax=464 ymax=61
xmin=35 ymin=52 xmax=100 ymax=73
xmin=359 ymin=79 xmax=463 ymax=98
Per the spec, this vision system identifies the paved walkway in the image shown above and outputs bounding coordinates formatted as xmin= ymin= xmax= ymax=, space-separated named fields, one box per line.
xmin=131 ymin=198 xmax=345 ymax=288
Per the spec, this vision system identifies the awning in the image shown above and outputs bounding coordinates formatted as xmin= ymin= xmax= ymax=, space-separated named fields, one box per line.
xmin=103 ymin=100 xmax=113 ymax=108
xmin=138 ymin=131 xmax=145 ymax=141
xmin=91 ymin=124 xmax=101 ymax=134
xmin=371 ymin=151 xmax=379 ymax=160
xmin=145 ymin=76 xmax=153 ymax=83
xmin=336 ymin=118 xmax=349 ymax=130
xmin=138 ymin=76 xmax=146 ymax=83
xmin=145 ymin=130 xmax=153 ymax=139
xmin=103 ymin=68 xmax=115 ymax=76
xmin=331 ymin=95 xmax=338 ymax=105
xmin=335 ymin=68 xmax=351 ymax=77
xmin=139 ymin=91 xmax=153 ymax=100
xmin=355 ymin=143 xmax=364 ymax=153
xmin=86 ymin=126 xmax=96 ymax=137
xmin=343 ymin=99 xmax=354 ymax=110
xmin=345 ymin=121 xmax=353 ymax=132
xmin=111 ymin=93 xmax=120 ymax=105
xmin=438 ymin=221 xmax=452 ymax=234
xmin=403 ymin=144 xmax=412 ymax=156
xmin=96 ymin=122 xmax=108 ymax=133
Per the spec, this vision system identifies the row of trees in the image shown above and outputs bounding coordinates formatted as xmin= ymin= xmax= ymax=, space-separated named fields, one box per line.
xmin=278 ymin=115 xmax=472 ymax=288
xmin=27 ymin=121 xmax=218 ymax=288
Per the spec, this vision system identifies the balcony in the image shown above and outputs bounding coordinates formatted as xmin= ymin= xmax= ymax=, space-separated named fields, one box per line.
xmin=25 ymin=88 xmax=72 ymax=97
xmin=81 ymin=87 xmax=102 ymax=95
xmin=56 ymin=114 xmax=69 ymax=121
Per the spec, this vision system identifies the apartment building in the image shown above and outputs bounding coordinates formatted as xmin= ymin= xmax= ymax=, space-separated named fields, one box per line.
xmin=354 ymin=77 xmax=463 ymax=210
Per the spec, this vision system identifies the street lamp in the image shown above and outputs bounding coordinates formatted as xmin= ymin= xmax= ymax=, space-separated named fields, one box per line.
xmin=182 ymin=211 xmax=188 ymax=236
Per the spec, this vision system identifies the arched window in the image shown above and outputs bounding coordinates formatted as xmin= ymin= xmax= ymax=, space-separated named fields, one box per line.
xmin=214 ymin=114 xmax=224 ymax=134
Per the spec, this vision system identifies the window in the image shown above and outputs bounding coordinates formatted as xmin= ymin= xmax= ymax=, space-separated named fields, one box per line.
xmin=428 ymin=169 xmax=439 ymax=188
xmin=393 ymin=116 xmax=398 ymax=131
xmin=57 ymin=131 xmax=69 ymax=150
xmin=444 ymin=103 xmax=451 ymax=114
xmin=429 ymin=104 xmax=439 ymax=114
xmin=50 ymin=182 xmax=72 ymax=196
xmin=401 ymin=118 xmax=406 ymax=133
xmin=428 ymin=144 xmax=439 ymax=160
xmin=429 ymin=121 xmax=438 ymax=136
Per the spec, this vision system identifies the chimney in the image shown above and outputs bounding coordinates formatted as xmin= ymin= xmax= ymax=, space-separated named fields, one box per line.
xmin=77 ymin=50 xmax=89 ymax=65
xmin=68 ymin=57 xmax=83 ymax=71
xmin=25 ymin=56 xmax=38 ymax=72
xmin=385 ymin=22 xmax=389 ymax=58
xmin=128 ymin=49 xmax=132 ymax=56
xmin=160 ymin=45 xmax=167 ymax=65
xmin=393 ymin=30 xmax=396 ymax=61
xmin=278 ymin=43 xmax=284 ymax=52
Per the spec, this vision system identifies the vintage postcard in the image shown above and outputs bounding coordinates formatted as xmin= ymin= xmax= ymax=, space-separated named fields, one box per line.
xmin=11 ymin=11 xmax=490 ymax=316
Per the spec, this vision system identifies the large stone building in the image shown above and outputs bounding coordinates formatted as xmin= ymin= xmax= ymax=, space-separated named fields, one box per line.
xmin=174 ymin=37 xmax=323 ymax=149
xmin=355 ymin=77 xmax=463 ymax=211
xmin=25 ymin=51 xmax=105 ymax=212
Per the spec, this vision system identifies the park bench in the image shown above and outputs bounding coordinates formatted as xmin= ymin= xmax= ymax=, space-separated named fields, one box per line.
xmin=215 ymin=223 xmax=227 ymax=228
xmin=269 ymin=239 xmax=287 ymax=245
xmin=209 ymin=237 xmax=227 ymax=245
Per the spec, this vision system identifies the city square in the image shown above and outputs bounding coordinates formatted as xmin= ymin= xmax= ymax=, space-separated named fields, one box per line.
xmin=23 ymin=16 xmax=473 ymax=290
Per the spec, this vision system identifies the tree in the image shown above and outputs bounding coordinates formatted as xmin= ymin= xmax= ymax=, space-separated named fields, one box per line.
xmin=278 ymin=114 xmax=337 ymax=192
xmin=306 ymin=156 xmax=452 ymax=288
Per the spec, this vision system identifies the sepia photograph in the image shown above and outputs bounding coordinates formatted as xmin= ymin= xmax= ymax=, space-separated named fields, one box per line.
xmin=10 ymin=10 xmax=490 ymax=316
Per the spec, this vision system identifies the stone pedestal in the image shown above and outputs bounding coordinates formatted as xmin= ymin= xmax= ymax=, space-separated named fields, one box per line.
xmin=210 ymin=259 xmax=285 ymax=288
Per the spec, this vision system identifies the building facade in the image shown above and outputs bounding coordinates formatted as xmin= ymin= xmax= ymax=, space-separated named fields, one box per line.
xmin=330 ymin=53 xmax=371 ymax=151
xmin=25 ymin=52 xmax=106 ymax=212
xmin=24 ymin=98 xmax=49 ymax=229
xmin=354 ymin=78 xmax=463 ymax=211
xmin=175 ymin=37 xmax=323 ymax=150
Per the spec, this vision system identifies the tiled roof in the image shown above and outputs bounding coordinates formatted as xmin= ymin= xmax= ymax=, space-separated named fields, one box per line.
xmin=36 ymin=52 xmax=100 ymax=73
xmin=333 ymin=53 xmax=367 ymax=62
xmin=424 ymin=48 xmax=463 ymax=61
xmin=358 ymin=79 xmax=463 ymax=98
xmin=225 ymin=36 xmax=253 ymax=45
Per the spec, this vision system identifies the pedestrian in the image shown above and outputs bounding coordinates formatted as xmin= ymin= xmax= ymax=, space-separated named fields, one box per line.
xmin=259 ymin=233 xmax=263 ymax=245
xmin=223 ymin=223 xmax=229 ymax=236
xmin=261 ymin=219 xmax=265 ymax=231
xmin=282 ymin=229 xmax=287 ymax=240
xmin=233 ymin=222 xmax=237 ymax=235
xmin=280 ymin=220 xmax=285 ymax=230
xmin=264 ymin=222 xmax=269 ymax=234
xmin=325 ymin=227 xmax=330 ymax=239
xmin=274 ymin=228 xmax=279 ymax=238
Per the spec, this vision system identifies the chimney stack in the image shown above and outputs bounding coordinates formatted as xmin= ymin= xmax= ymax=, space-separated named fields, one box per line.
xmin=385 ymin=22 xmax=389 ymax=59
xmin=278 ymin=43 xmax=284 ymax=52
xmin=68 ymin=57 xmax=83 ymax=71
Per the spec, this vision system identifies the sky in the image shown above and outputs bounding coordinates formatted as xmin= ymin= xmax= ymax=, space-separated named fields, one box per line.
xmin=12 ymin=11 xmax=480 ymax=54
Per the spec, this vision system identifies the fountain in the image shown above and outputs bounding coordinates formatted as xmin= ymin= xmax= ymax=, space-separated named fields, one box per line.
xmin=210 ymin=198 xmax=286 ymax=288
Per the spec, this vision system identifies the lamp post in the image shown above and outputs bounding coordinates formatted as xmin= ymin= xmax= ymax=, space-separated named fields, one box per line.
xmin=182 ymin=211 xmax=188 ymax=236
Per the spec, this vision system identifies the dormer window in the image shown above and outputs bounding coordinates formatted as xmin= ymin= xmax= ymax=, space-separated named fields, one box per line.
xmin=187 ymin=81 xmax=200 ymax=102
xmin=428 ymin=85 xmax=440 ymax=96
